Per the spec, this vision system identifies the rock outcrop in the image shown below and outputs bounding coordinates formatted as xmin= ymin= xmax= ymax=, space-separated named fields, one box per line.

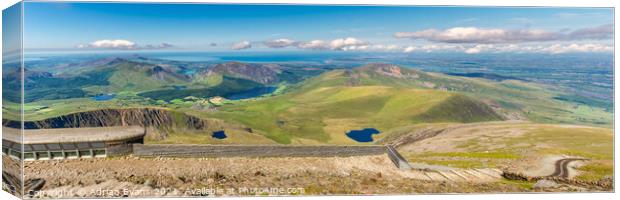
xmin=4 ymin=108 xmax=215 ymax=130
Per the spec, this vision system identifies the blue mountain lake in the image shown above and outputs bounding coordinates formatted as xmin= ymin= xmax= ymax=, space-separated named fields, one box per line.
xmin=212 ymin=130 xmax=227 ymax=139
xmin=346 ymin=128 xmax=381 ymax=142
xmin=92 ymin=94 xmax=116 ymax=101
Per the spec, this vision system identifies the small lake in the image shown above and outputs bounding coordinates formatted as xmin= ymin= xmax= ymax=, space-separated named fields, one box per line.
xmin=212 ymin=130 xmax=227 ymax=139
xmin=223 ymin=87 xmax=277 ymax=100
xmin=346 ymin=128 xmax=381 ymax=142
xmin=92 ymin=94 xmax=116 ymax=101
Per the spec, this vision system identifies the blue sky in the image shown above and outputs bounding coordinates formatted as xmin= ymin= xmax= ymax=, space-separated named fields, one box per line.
xmin=21 ymin=2 xmax=614 ymax=54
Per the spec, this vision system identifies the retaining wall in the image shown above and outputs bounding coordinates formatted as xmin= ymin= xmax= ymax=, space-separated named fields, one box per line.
xmin=133 ymin=144 xmax=386 ymax=158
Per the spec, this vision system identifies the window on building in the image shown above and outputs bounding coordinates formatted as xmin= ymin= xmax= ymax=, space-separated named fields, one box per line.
xmin=65 ymin=151 xmax=78 ymax=158
xmin=35 ymin=152 xmax=49 ymax=160
xmin=50 ymin=151 xmax=64 ymax=159
xmin=93 ymin=149 xmax=106 ymax=157
xmin=24 ymin=152 xmax=35 ymax=160
xmin=79 ymin=150 xmax=92 ymax=158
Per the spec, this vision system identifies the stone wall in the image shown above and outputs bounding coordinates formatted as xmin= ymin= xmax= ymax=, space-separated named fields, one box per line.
xmin=133 ymin=144 xmax=386 ymax=158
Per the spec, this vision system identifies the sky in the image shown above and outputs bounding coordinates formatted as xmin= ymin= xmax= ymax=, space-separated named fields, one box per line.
xmin=20 ymin=2 xmax=614 ymax=54
xmin=2 ymin=2 xmax=22 ymax=58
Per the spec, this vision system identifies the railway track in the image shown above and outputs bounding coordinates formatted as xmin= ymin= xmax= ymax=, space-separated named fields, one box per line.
xmin=548 ymin=158 xmax=589 ymax=178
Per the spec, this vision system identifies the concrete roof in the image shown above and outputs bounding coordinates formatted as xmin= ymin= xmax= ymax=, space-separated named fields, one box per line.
xmin=2 ymin=126 xmax=145 ymax=144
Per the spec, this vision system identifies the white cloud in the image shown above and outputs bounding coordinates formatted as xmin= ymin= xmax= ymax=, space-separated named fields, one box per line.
xmin=465 ymin=46 xmax=482 ymax=54
xmin=388 ymin=44 xmax=470 ymax=53
xmin=395 ymin=27 xmax=557 ymax=44
xmin=143 ymin=43 xmax=173 ymax=49
xmin=233 ymin=36 xmax=612 ymax=54
xmin=299 ymin=42 xmax=401 ymax=52
xmin=78 ymin=39 xmax=173 ymax=50
xmin=231 ymin=41 xmax=252 ymax=50
xmin=79 ymin=39 xmax=136 ymax=49
xmin=485 ymin=43 xmax=613 ymax=54
xmin=296 ymin=40 xmax=328 ymax=50
xmin=264 ymin=38 xmax=296 ymax=48
xmin=538 ymin=43 xmax=613 ymax=54
xmin=294 ymin=37 xmax=370 ymax=51
xmin=370 ymin=44 xmax=401 ymax=51
xmin=329 ymin=37 xmax=369 ymax=51
xmin=400 ymin=43 xmax=612 ymax=54
xmin=415 ymin=44 xmax=466 ymax=53
xmin=567 ymin=24 xmax=614 ymax=40
xmin=341 ymin=45 xmax=370 ymax=51
xmin=403 ymin=46 xmax=416 ymax=53
xmin=464 ymin=44 xmax=497 ymax=54
xmin=395 ymin=24 xmax=612 ymax=44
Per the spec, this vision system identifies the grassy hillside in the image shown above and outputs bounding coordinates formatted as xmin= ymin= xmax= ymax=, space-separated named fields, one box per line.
xmin=194 ymin=65 xmax=504 ymax=144
xmin=343 ymin=64 xmax=612 ymax=127
xmin=413 ymin=95 xmax=503 ymax=123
